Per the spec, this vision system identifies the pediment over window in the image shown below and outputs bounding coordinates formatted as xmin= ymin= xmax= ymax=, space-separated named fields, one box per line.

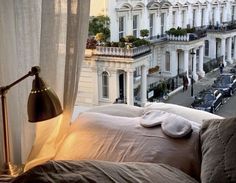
xmin=133 ymin=2 xmax=145 ymax=11
xmin=147 ymin=1 xmax=161 ymax=10
xmin=160 ymin=1 xmax=172 ymax=9
xmin=173 ymin=2 xmax=182 ymax=8
xmin=202 ymin=1 xmax=208 ymax=6
xmin=212 ymin=0 xmax=219 ymax=5
xmin=183 ymin=1 xmax=190 ymax=7
xmin=221 ymin=0 xmax=227 ymax=5
xmin=116 ymin=3 xmax=132 ymax=12
xmin=193 ymin=1 xmax=202 ymax=7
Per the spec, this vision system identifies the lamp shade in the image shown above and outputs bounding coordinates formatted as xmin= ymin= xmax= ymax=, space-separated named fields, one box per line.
xmin=27 ymin=75 xmax=63 ymax=122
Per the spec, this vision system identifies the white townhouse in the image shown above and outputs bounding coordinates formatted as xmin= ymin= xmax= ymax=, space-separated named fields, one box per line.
xmin=76 ymin=0 xmax=236 ymax=107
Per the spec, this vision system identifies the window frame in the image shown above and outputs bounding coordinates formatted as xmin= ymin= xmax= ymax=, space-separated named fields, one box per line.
xmin=102 ymin=71 xmax=109 ymax=99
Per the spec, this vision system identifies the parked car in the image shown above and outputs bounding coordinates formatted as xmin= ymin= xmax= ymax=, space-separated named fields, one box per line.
xmin=212 ymin=73 xmax=236 ymax=97
xmin=191 ymin=89 xmax=223 ymax=113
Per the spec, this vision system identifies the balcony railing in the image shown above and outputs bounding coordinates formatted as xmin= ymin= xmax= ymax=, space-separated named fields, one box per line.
xmin=207 ymin=21 xmax=236 ymax=33
xmin=166 ymin=33 xmax=206 ymax=42
xmin=167 ymin=34 xmax=190 ymax=41
xmin=94 ymin=45 xmax=151 ymax=58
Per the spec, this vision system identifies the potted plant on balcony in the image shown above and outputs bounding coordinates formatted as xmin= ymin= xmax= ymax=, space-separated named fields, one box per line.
xmin=140 ymin=29 xmax=149 ymax=39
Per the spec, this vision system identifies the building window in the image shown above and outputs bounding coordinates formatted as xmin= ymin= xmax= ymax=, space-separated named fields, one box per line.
xmin=220 ymin=7 xmax=224 ymax=23
xmin=119 ymin=16 xmax=125 ymax=40
xmin=201 ymin=9 xmax=204 ymax=26
xmin=133 ymin=15 xmax=139 ymax=37
xmin=165 ymin=51 xmax=170 ymax=71
xmin=212 ymin=8 xmax=215 ymax=25
xmin=161 ymin=13 xmax=165 ymax=36
xmin=192 ymin=9 xmax=196 ymax=27
xmin=232 ymin=6 xmax=235 ymax=21
xmin=102 ymin=71 xmax=109 ymax=98
xmin=205 ymin=40 xmax=209 ymax=56
xmin=149 ymin=14 xmax=154 ymax=38
xmin=181 ymin=10 xmax=185 ymax=27
xmin=172 ymin=11 xmax=176 ymax=27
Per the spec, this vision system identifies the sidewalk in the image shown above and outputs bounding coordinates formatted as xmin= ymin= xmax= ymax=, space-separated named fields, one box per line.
xmin=166 ymin=63 xmax=235 ymax=107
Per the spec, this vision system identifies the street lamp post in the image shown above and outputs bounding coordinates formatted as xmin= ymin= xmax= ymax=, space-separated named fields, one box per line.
xmin=177 ymin=49 xmax=181 ymax=88
xmin=190 ymin=50 xmax=195 ymax=97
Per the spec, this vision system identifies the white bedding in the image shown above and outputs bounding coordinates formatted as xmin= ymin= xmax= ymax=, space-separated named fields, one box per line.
xmin=54 ymin=111 xmax=201 ymax=180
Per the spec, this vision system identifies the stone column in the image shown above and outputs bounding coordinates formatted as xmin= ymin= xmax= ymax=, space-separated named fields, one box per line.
xmin=184 ymin=50 xmax=189 ymax=77
xmin=196 ymin=8 xmax=201 ymax=27
xmin=91 ymin=67 xmax=99 ymax=105
xmin=110 ymin=70 xmax=118 ymax=103
xmin=233 ymin=36 xmax=236 ymax=61
xmin=176 ymin=9 xmax=181 ymax=27
xmin=170 ymin=50 xmax=177 ymax=76
xmin=198 ymin=46 xmax=205 ymax=77
xmin=126 ymin=70 xmax=134 ymax=105
xmin=227 ymin=37 xmax=233 ymax=64
xmin=221 ymin=38 xmax=226 ymax=65
xmin=141 ymin=65 xmax=147 ymax=106
xmin=209 ymin=38 xmax=216 ymax=59
xmin=167 ymin=8 xmax=173 ymax=30
xmin=192 ymin=49 xmax=198 ymax=81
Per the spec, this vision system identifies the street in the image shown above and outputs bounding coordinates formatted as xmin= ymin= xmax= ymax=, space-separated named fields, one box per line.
xmin=166 ymin=64 xmax=236 ymax=118
xmin=215 ymin=94 xmax=236 ymax=117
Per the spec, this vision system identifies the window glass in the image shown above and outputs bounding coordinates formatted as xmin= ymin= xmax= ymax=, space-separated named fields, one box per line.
xmin=165 ymin=51 xmax=170 ymax=71
xmin=205 ymin=40 xmax=209 ymax=56
xmin=133 ymin=15 xmax=138 ymax=37
xmin=119 ymin=16 xmax=125 ymax=39
xmin=149 ymin=14 xmax=154 ymax=37
xmin=102 ymin=71 xmax=109 ymax=98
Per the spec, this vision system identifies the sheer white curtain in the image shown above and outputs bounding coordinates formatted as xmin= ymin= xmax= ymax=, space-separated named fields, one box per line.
xmin=0 ymin=0 xmax=90 ymax=170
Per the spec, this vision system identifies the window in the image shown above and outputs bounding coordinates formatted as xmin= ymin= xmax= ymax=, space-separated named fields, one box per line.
xmin=192 ymin=9 xmax=196 ymax=27
xmin=220 ymin=7 xmax=224 ymax=23
xmin=149 ymin=14 xmax=154 ymax=38
xmin=165 ymin=51 xmax=170 ymax=71
xmin=181 ymin=10 xmax=185 ymax=27
xmin=232 ymin=6 xmax=235 ymax=21
xmin=212 ymin=8 xmax=215 ymax=25
xmin=161 ymin=13 xmax=165 ymax=36
xmin=102 ymin=71 xmax=109 ymax=98
xmin=133 ymin=15 xmax=138 ymax=37
xmin=201 ymin=9 xmax=204 ymax=26
xmin=172 ymin=11 xmax=176 ymax=27
xmin=119 ymin=16 xmax=125 ymax=40
xmin=205 ymin=40 xmax=209 ymax=56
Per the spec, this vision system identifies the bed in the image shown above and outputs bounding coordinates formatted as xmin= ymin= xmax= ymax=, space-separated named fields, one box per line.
xmin=3 ymin=103 xmax=226 ymax=183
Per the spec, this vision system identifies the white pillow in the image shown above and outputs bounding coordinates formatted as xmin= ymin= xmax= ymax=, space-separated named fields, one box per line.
xmin=144 ymin=102 xmax=224 ymax=124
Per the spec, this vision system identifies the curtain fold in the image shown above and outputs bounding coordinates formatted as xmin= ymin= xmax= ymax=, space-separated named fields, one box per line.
xmin=0 ymin=0 xmax=90 ymax=171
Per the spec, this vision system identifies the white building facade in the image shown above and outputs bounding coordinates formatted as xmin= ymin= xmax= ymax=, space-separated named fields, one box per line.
xmin=77 ymin=0 xmax=236 ymax=107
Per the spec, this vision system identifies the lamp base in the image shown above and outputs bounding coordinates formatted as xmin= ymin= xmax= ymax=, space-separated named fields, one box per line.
xmin=1 ymin=162 xmax=24 ymax=176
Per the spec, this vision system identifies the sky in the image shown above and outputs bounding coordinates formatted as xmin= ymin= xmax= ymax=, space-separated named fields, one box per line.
xmin=90 ymin=0 xmax=106 ymax=16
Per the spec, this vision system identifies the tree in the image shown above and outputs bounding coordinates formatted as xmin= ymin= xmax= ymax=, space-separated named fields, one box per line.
xmin=89 ymin=16 xmax=110 ymax=41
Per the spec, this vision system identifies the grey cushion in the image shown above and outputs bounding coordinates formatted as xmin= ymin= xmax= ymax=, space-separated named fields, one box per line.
xmin=200 ymin=117 xmax=236 ymax=183
xmin=12 ymin=160 xmax=198 ymax=183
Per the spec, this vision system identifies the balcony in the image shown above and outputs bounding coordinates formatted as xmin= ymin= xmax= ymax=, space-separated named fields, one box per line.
xmin=94 ymin=45 xmax=151 ymax=58
xmin=167 ymin=32 xmax=206 ymax=42
xmin=207 ymin=22 xmax=236 ymax=33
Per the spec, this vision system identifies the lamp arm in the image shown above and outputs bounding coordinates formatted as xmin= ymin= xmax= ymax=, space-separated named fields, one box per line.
xmin=0 ymin=66 xmax=40 ymax=95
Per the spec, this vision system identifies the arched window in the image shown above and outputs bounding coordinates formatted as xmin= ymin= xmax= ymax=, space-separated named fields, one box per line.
xmin=205 ymin=40 xmax=209 ymax=56
xmin=102 ymin=71 xmax=109 ymax=98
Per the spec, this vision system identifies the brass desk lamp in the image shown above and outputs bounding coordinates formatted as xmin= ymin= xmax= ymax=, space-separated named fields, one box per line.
xmin=0 ymin=66 xmax=63 ymax=176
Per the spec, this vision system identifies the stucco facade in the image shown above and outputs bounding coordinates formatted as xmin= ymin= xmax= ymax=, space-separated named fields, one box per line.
xmin=77 ymin=0 xmax=236 ymax=107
